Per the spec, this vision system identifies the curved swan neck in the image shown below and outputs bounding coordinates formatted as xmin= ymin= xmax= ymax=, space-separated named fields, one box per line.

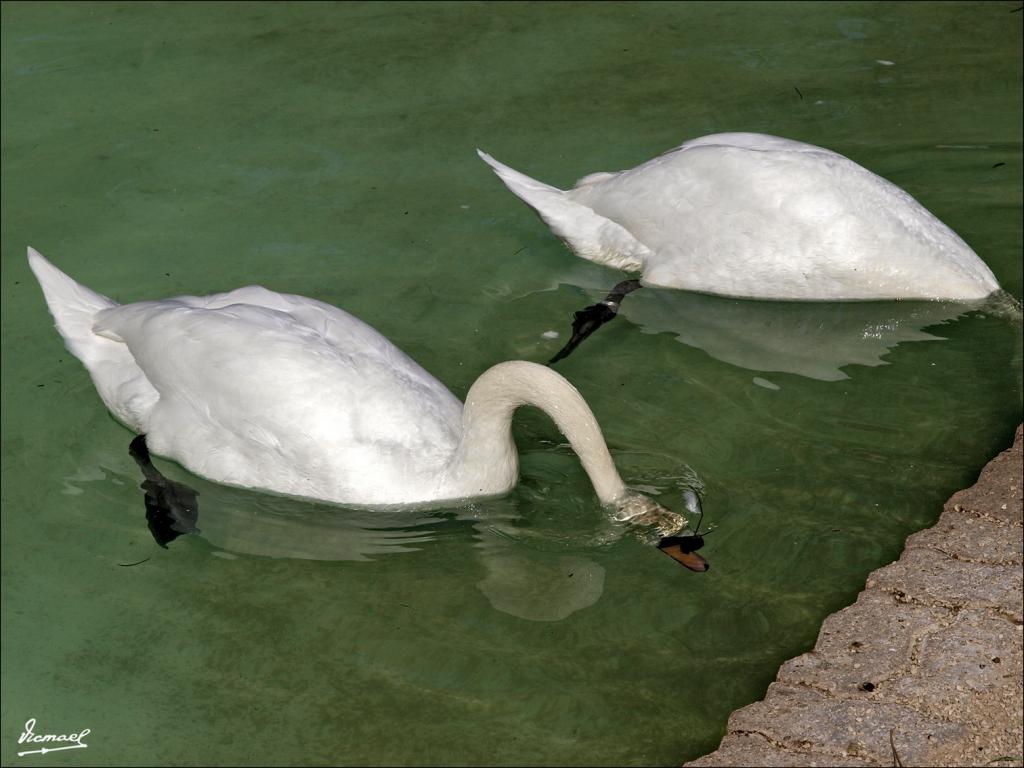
xmin=445 ymin=361 xmax=628 ymax=504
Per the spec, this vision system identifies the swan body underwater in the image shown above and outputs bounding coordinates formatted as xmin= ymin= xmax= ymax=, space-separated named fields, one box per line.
xmin=27 ymin=248 xmax=706 ymax=568
xmin=479 ymin=133 xmax=1001 ymax=359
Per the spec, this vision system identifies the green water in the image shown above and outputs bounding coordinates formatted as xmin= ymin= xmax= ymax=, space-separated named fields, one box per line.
xmin=2 ymin=2 xmax=1021 ymax=765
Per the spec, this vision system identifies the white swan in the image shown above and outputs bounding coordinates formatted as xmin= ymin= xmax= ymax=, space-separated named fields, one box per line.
xmin=27 ymin=247 xmax=689 ymax=540
xmin=478 ymin=132 xmax=1000 ymax=301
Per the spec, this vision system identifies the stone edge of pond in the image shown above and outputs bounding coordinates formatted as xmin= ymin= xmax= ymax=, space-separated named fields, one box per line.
xmin=685 ymin=424 xmax=1023 ymax=768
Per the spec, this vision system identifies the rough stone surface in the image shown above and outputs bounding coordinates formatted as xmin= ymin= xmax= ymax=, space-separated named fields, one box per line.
xmin=684 ymin=732 xmax=878 ymax=767
xmin=867 ymin=548 xmax=1022 ymax=622
xmin=686 ymin=425 xmax=1023 ymax=768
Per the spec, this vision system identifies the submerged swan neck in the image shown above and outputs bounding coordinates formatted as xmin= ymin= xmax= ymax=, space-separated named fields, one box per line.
xmin=446 ymin=361 xmax=628 ymax=504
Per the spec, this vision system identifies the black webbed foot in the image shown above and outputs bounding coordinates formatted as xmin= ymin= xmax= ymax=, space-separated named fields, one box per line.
xmin=548 ymin=302 xmax=618 ymax=364
xmin=548 ymin=279 xmax=643 ymax=364
xmin=129 ymin=434 xmax=200 ymax=548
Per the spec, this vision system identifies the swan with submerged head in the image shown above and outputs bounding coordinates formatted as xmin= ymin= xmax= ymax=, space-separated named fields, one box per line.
xmin=478 ymin=132 xmax=1001 ymax=360
xmin=27 ymin=248 xmax=708 ymax=569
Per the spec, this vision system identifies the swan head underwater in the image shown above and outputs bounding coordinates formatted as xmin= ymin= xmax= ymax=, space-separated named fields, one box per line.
xmin=27 ymin=247 xmax=707 ymax=569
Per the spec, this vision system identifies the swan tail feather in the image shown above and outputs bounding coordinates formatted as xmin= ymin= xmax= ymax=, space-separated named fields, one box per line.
xmin=27 ymin=247 xmax=156 ymax=430
xmin=28 ymin=247 xmax=119 ymax=361
xmin=476 ymin=149 xmax=650 ymax=272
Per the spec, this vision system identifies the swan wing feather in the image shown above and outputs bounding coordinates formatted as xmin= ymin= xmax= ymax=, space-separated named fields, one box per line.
xmin=94 ymin=294 xmax=462 ymax=503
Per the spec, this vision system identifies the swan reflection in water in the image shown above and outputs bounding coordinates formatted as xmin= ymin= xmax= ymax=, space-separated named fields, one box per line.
xmin=537 ymin=267 xmax=1017 ymax=381
xmin=125 ymin=441 xmax=700 ymax=621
